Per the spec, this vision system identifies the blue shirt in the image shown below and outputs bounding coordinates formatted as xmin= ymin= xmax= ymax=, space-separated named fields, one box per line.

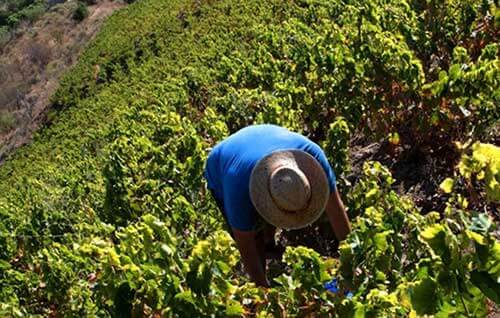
xmin=204 ymin=124 xmax=336 ymax=231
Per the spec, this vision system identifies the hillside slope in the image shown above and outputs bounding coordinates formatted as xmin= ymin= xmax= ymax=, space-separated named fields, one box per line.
xmin=0 ymin=0 xmax=124 ymax=160
xmin=0 ymin=0 xmax=498 ymax=316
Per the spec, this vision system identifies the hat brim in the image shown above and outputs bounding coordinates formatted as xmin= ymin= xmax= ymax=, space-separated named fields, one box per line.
xmin=249 ymin=150 xmax=329 ymax=230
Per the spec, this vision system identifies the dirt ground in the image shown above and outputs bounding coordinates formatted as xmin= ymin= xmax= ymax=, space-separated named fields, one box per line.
xmin=0 ymin=0 xmax=125 ymax=161
xmin=277 ymin=131 xmax=498 ymax=255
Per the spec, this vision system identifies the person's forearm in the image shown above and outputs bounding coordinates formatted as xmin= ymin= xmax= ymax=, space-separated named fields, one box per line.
xmin=233 ymin=229 xmax=269 ymax=287
xmin=240 ymin=250 xmax=269 ymax=287
xmin=329 ymin=211 xmax=350 ymax=241
xmin=326 ymin=189 xmax=351 ymax=241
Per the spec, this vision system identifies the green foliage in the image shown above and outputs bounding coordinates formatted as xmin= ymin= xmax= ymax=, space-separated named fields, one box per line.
xmin=321 ymin=117 xmax=351 ymax=185
xmin=4 ymin=0 xmax=46 ymax=27
xmin=0 ymin=0 xmax=498 ymax=316
xmin=336 ymin=160 xmax=496 ymax=317
xmin=72 ymin=2 xmax=88 ymax=22
xmin=0 ymin=112 xmax=16 ymax=133
xmin=457 ymin=142 xmax=500 ymax=202
xmin=0 ymin=26 xmax=11 ymax=47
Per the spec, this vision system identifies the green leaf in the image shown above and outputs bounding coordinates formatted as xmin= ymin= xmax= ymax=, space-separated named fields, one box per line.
xmin=439 ymin=178 xmax=454 ymax=194
xmin=448 ymin=64 xmax=461 ymax=80
xmin=435 ymin=301 xmax=457 ymax=318
xmin=420 ymin=225 xmax=449 ymax=262
xmin=216 ymin=260 xmax=231 ymax=274
xmin=466 ymin=231 xmax=486 ymax=245
xmin=174 ymin=290 xmax=196 ymax=305
xmin=365 ymin=188 xmax=378 ymax=201
xmin=353 ymin=302 xmax=366 ymax=318
xmin=0 ymin=260 xmax=11 ymax=270
xmin=410 ymin=278 xmax=438 ymax=315
xmin=186 ymin=262 xmax=212 ymax=296
xmin=469 ymin=214 xmax=492 ymax=235
xmin=225 ymin=299 xmax=245 ymax=317
xmin=373 ymin=230 xmax=391 ymax=253
xmin=375 ymin=270 xmax=386 ymax=281
xmin=470 ymin=270 xmax=500 ymax=304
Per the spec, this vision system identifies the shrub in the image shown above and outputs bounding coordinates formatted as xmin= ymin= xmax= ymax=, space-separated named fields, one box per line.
xmin=25 ymin=42 xmax=52 ymax=68
xmin=0 ymin=26 xmax=11 ymax=48
xmin=6 ymin=1 xmax=46 ymax=27
xmin=18 ymin=1 xmax=45 ymax=23
xmin=0 ymin=112 xmax=16 ymax=133
xmin=72 ymin=2 xmax=88 ymax=22
xmin=0 ymin=82 xmax=29 ymax=109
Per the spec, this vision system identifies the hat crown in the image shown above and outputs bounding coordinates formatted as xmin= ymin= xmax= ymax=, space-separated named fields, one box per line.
xmin=269 ymin=166 xmax=311 ymax=212
xmin=249 ymin=149 xmax=329 ymax=230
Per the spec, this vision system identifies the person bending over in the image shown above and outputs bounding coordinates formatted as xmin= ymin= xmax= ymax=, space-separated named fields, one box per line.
xmin=204 ymin=124 xmax=351 ymax=287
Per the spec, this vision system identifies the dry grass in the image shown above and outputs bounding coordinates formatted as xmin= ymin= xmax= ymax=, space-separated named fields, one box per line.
xmin=0 ymin=0 xmax=125 ymax=159
xmin=25 ymin=42 xmax=52 ymax=69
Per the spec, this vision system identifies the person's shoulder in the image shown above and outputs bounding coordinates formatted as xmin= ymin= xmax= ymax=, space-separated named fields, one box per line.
xmin=288 ymin=132 xmax=327 ymax=160
xmin=236 ymin=124 xmax=287 ymax=135
xmin=207 ymin=141 xmax=221 ymax=157
xmin=306 ymin=139 xmax=324 ymax=153
xmin=218 ymin=124 xmax=287 ymax=147
xmin=206 ymin=140 xmax=224 ymax=169
xmin=287 ymin=130 xmax=321 ymax=148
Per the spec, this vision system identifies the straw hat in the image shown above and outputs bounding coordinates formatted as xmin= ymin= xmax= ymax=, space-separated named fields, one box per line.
xmin=249 ymin=150 xmax=329 ymax=230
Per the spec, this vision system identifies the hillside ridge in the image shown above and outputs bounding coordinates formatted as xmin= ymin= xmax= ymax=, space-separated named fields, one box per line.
xmin=0 ymin=0 xmax=125 ymax=161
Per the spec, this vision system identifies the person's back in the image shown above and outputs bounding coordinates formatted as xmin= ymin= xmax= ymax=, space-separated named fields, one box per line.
xmin=205 ymin=124 xmax=336 ymax=231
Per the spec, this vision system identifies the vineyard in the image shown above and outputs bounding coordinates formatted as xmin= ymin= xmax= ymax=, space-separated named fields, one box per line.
xmin=0 ymin=0 xmax=499 ymax=316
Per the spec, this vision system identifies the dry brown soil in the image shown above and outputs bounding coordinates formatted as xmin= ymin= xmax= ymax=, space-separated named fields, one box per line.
xmin=0 ymin=0 xmax=125 ymax=160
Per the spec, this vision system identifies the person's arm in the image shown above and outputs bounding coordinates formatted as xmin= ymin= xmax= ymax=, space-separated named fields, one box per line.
xmin=232 ymin=228 xmax=269 ymax=287
xmin=325 ymin=188 xmax=351 ymax=241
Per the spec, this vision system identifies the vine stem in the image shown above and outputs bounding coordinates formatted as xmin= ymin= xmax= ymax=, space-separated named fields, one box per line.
xmin=459 ymin=291 xmax=471 ymax=318
xmin=454 ymin=271 xmax=471 ymax=318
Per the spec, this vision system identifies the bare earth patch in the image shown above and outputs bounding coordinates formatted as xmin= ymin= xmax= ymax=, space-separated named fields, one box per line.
xmin=0 ymin=0 xmax=125 ymax=161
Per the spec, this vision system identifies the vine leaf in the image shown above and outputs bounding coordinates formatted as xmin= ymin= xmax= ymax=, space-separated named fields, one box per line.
xmin=410 ymin=278 xmax=439 ymax=315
